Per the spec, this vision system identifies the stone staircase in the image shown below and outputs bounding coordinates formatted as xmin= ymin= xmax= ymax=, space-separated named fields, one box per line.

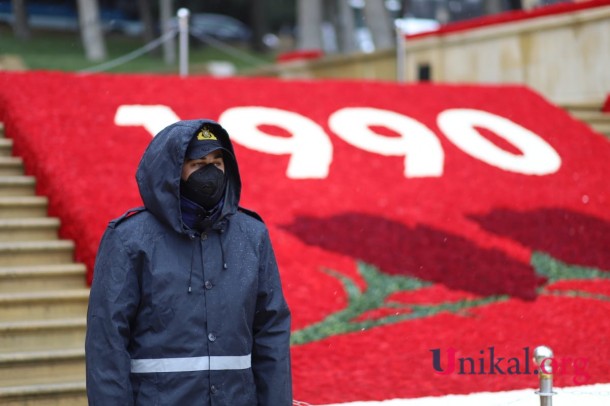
xmin=0 ymin=123 xmax=89 ymax=405
xmin=561 ymin=101 xmax=610 ymax=140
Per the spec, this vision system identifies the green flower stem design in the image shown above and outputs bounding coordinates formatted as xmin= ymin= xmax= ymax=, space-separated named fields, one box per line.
xmin=532 ymin=251 xmax=610 ymax=283
xmin=290 ymin=262 xmax=507 ymax=346
xmin=532 ymin=251 xmax=610 ymax=300
xmin=291 ymin=252 xmax=610 ymax=346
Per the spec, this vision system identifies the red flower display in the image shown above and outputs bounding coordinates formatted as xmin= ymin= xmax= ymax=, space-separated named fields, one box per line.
xmin=276 ymin=49 xmax=324 ymax=63
xmin=1 ymin=71 xmax=609 ymax=404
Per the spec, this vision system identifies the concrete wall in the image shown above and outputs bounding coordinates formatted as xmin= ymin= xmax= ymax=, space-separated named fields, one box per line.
xmin=404 ymin=5 xmax=610 ymax=104
xmin=251 ymin=5 xmax=610 ymax=105
xmin=249 ymin=48 xmax=397 ymax=82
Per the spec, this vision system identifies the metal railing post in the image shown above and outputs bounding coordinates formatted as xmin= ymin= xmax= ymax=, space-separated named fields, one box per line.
xmin=534 ymin=345 xmax=556 ymax=406
xmin=178 ymin=8 xmax=190 ymax=77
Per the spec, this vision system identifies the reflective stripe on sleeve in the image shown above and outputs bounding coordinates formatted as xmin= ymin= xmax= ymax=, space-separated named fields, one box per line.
xmin=131 ymin=354 xmax=251 ymax=373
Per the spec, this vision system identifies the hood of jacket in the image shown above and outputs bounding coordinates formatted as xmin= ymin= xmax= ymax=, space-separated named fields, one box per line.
xmin=135 ymin=119 xmax=242 ymax=234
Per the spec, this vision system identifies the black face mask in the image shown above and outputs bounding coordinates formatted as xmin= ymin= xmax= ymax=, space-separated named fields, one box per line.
xmin=181 ymin=164 xmax=227 ymax=210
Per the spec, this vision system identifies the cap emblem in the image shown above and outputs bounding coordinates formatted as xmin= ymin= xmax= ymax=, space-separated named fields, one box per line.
xmin=197 ymin=127 xmax=218 ymax=141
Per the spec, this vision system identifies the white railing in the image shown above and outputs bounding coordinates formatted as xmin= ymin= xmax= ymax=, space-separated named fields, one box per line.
xmin=78 ymin=8 xmax=266 ymax=76
xmin=78 ymin=8 xmax=190 ymax=75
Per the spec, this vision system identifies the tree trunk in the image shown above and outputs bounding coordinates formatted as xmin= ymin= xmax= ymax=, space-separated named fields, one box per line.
xmin=137 ymin=0 xmax=156 ymax=45
xmin=297 ymin=0 xmax=323 ymax=50
xmin=363 ymin=0 xmax=394 ymax=50
xmin=250 ymin=0 xmax=267 ymax=52
xmin=401 ymin=0 xmax=411 ymax=18
xmin=337 ymin=0 xmax=357 ymax=53
xmin=76 ymin=0 xmax=107 ymax=61
xmin=159 ymin=0 xmax=176 ymax=65
xmin=485 ymin=0 xmax=505 ymax=15
xmin=12 ymin=0 xmax=30 ymax=40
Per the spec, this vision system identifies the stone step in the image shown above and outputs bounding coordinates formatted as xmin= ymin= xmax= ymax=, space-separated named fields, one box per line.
xmin=560 ymin=101 xmax=604 ymax=112
xmin=0 ymin=156 xmax=24 ymax=176
xmin=0 ymin=289 xmax=89 ymax=322
xmin=0 ymin=381 xmax=86 ymax=406
xmin=569 ymin=110 xmax=610 ymax=124
xmin=0 ymin=263 xmax=87 ymax=293
xmin=0 ymin=218 xmax=60 ymax=242
xmin=0 ymin=121 xmax=89 ymax=405
xmin=0 ymin=318 xmax=86 ymax=354
xmin=0 ymin=175 xmax=36 ymax=196
xmin=0 ymin=240 xmax=75 ymax=267
xmin=0 ymin=138 xmax=13 ymax=157
xmin=560 ymin=104 xmax=610 ymax=138
xmin=0 ymin=196 xmax=49 ymax=218
xmin=0 ymin=349 xmax=85 ymax=388
xmin=590 ymin=122 xmax=610 ymax=138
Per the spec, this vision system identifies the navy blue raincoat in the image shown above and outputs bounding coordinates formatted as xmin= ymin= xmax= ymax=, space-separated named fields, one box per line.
xmin=85 ymin=119 xmax=292 ymax=405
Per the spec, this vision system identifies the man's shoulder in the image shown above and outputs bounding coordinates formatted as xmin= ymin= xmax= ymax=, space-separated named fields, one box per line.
xmin=232 ymin=207 xmax=269 ymax=234
xmin=236 ymin=206 xmax=264 ymax=223
xmin=108 ymin=206 xmax=149 ymax=229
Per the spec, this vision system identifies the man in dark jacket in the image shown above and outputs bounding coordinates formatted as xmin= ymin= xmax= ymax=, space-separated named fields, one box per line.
xmin=85 ymin=119 xmax=292 ymax=405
